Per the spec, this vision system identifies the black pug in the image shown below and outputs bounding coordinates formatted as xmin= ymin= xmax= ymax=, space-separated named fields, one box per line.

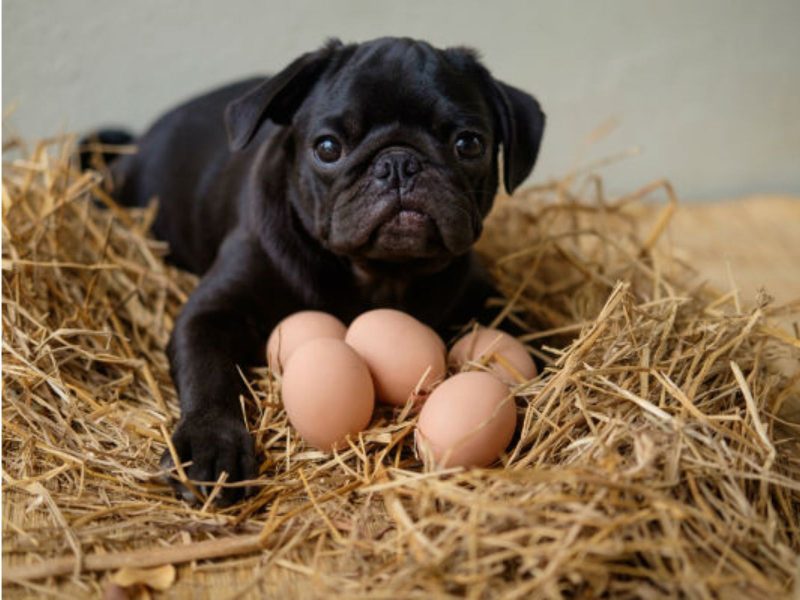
xmin=89 ymin=37 xmax=545 ymax=505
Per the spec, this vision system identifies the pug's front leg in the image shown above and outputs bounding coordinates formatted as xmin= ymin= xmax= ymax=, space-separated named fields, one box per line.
xmin=160 ymin=233 xmax=273 ymax=505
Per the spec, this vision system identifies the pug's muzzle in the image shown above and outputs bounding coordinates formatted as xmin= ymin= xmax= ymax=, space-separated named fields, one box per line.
xmin=328 ymin=147 xmax=481 ymax=261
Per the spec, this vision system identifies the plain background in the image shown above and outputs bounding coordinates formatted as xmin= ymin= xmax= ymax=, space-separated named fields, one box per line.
xmin=3 ymin=0 xmax=799 ymax=201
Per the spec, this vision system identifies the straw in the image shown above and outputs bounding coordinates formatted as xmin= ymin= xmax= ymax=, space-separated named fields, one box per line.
xmin=3 ymin=135 xmax=799 ymax=598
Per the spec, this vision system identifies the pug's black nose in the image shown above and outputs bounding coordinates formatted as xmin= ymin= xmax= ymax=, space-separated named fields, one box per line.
xmin=373 ymin=150 xmax=422 ymax=191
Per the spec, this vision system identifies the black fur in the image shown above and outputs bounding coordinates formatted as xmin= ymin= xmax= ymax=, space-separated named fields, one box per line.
xmin=78 ymin=129 xmax=136 ymax=174
xmin=101 ymin=37 xmax=545 ymax=504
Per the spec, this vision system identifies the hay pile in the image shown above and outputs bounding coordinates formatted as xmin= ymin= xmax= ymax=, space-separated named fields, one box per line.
xmin=3 ymin=136 xmax=799 ymax=598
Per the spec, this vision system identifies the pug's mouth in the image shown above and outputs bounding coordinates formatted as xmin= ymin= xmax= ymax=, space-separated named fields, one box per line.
xmin=363 ymin=208 xmax=444 ymax=259
xmin=382 ymin=209 xmax=434 ymax=235
xmin=327 ymin=190 xmax=477 ymax=260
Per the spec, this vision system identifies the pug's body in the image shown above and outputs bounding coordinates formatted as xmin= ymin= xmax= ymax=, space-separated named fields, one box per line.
xmin=104 ymin=37 xmax=544 ymax=504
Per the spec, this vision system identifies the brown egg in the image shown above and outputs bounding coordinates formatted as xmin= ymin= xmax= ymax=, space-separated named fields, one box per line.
xmin=345 ymin=309 xmax=446 ymax=406
xmin=448 ymin=327 xmax=537 ymax=385
xmin=267 ymin=311 xmax=347 ymax=372
xmin=415 ymin=372 xmax=517 ymax=468
xmin=281 ymin=338 xmax=374 ymax=451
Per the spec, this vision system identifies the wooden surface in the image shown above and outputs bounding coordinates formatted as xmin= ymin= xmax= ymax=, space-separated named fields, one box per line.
xmin=662 ymin=195 xmax=800 ymax=307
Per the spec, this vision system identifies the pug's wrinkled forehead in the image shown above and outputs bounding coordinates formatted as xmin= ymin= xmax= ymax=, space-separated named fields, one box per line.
xmin=295 ymin=38 xmax=496 ymax=143
xmin=225 ymin=36 xmax=544 ymax=193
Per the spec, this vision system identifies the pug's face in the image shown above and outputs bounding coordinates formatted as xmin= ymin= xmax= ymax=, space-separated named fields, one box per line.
xmin=226 ymin=38 xmax=545 ymax=271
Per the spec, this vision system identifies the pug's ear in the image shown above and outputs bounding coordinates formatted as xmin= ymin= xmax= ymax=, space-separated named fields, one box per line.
xmin=225 ymin=39 xmax=342 ymax=151
xmin=490 ymin=81 xmax=546 ymax=194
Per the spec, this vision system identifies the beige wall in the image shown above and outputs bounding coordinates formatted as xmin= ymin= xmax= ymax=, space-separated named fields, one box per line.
xmin=3 ymin=0 xmax=799 ymax=200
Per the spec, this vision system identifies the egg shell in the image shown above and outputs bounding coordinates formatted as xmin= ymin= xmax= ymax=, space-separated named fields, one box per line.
xmin=267 ymin=311 xmax=347 ymax=371
xmin=281 ymin=338 xmax=374 ymax=451
xmin=345 ymin=309 xmax=446 ymax=406
xmin=416 ymin=371 xmax=517 ymax=468
xmin=448 ymin=327 xmax=537 ymax=385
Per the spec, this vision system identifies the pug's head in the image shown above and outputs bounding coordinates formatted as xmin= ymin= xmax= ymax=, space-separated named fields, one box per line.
xmin=225 ymin=37 xmax=545 ymax=272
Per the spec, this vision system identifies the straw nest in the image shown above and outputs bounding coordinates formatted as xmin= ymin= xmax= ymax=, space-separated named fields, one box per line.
xmin=3 ymin=136 xmax=799 ymax=599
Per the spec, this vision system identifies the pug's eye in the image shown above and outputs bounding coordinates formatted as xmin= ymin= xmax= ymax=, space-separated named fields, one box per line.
xmin=314 ymin=136 xmax=343 ymax=164
xmin=454 ymin=132 xmax=485 ymax=160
